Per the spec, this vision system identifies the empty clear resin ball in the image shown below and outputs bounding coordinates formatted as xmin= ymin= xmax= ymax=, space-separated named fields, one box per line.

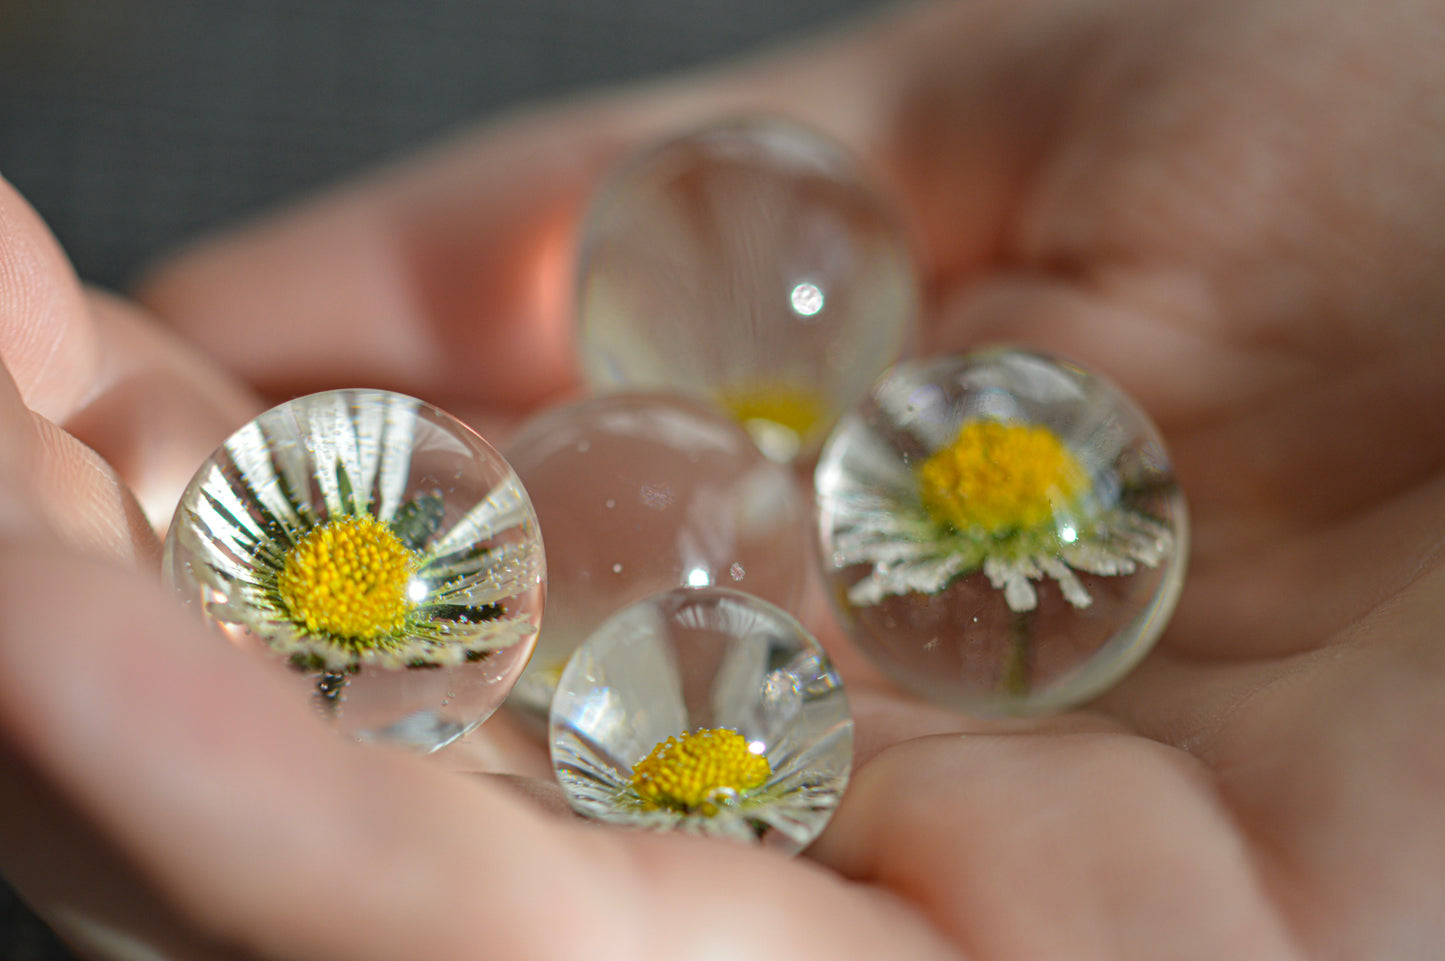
xmin=163 ymin=389 xmax=545 ymax=752
xmin=504 ymin=392 xmax=807 ymax=716
xmin=550 ymin=587 xmax=852 ymax=854
xmin=576 ymin=116 xmax=919 ymax=462
xmin=815 ymin=347 xmax=1187 ymax=715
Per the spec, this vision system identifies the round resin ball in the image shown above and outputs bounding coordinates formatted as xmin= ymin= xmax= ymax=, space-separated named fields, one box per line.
xmin=503 ymin=392 xmax=807 ymax=716
xmin=550 ymin=587 xmax=852 ymax=854
xmin=815 ymin=348 xmax=1188 ymax=715
xmin=576 ymin=116 xmax=919 ymax=462
xmin=163 ymin=389 xmax=545 ymax=752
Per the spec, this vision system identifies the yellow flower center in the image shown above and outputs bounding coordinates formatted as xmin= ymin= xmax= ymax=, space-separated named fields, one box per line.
xmin=718 ymin=383 xmax=827 ymax=440
xmin=916 ymin=420 xmax=1087 ymax=534
xmin=630 ymin=728 xmax=772 ymax=815
xmin=276 ymin=514 xmax=418 ymax=640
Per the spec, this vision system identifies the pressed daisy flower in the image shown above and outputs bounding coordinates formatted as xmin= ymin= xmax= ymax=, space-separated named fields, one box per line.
xmin=550 ymin=587 xmax=852 ymax=853
xmin=835 ymin=415 xmax=1171 ymax=614
xmin=815 ymin=348 xmax=1187 ymax=714
xmin=164 ymin=389 xmax=545 ymax=751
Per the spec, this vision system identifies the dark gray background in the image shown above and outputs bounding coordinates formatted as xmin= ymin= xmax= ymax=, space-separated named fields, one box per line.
xmin=0 ymin=0 xmax=883 ymax=956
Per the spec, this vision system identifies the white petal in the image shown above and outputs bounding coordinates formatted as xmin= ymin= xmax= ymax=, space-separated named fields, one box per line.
xmin=1114 ymin=512 xmax=1173 ymax=566
xmin=847 ymin=547 xmax=974 ymax=605
xmin=374 ymin=395 xmax=420 ymax=521
xmin=190 ymin=476 xmax=264 ymax=557
xmin=846 ymin=573 xmax=890 ymax=606
xmin=424 ymin=539 xmax=545 ymax=603
xmin=1003 ymin=577 xmax=1037 ymax=613
xmin=347 ymin=395 xmax=387 ymax=513
xmin=307 ymin=392 xmax=361 ymax=515
xmin=831 ymin=530 xmax=935 ymax=568
xmin=430 ymin=478 xmax=531 ymax=555
xmin=1040 ymin=555 xmax=1093 ymax=609
xmin=364 ymin=616 xmax=537 ymax=669
xmin=1061 ymin=539 xmax=1136 ymax=577
xmin=906 ymin=552 xmax=973 ymax=595
xmin=985 ymin=556 xmax=1039 ymax=612
xmin=221 ymin=423 xmax=306 ymax=533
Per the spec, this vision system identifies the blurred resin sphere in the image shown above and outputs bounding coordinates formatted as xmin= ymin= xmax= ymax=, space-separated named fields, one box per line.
xmin=815 ymin=348 xmax=1187 ymax=715
xmin=550 ymin=587 xmax=852 ymax=854
xmin=163 ymin=389 xmax=545 ymax=752
xmin=504 ymin=392 xmax=807 ymax=715
xmin=576 ymin=117 xmax=918 ymax=462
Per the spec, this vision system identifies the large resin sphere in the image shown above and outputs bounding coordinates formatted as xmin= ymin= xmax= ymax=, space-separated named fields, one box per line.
xmin=815 ymin=348 xmax=1187 ymax=715
xmin=550 ymin=587 xmax=852 ymax=854
xmin=504 ymin=392 xmax=807 ymax=716
xmin=163 ymin=389 xmax=545 ymax=752
xmin=576 ymin=117 xmax=918 ymax=462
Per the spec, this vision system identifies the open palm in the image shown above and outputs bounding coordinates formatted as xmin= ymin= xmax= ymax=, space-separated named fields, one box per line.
xmin=2 ymin=1 xmax=1442 ymax=958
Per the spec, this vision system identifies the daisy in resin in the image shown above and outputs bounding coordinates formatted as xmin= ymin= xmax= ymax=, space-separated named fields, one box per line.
xmin=558 ymin=722 xmax=843 ymax=846
xmin=550 ymin=588 xmax=852 ymax=853
xmin=165 ymin=389 xmax=544 ymax=717
xmin=821 ymin=361 xmax=1174 ymax=615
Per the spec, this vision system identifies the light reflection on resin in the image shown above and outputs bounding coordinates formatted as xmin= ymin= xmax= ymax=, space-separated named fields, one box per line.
xmin=504 ymin=393 xmax=807 ymax=717
xmin=550 ymin=587 xmax=852 ymax=854
xmin=163 ymin=389 xmax=545 ymax=752
xmin=815 ymin=348 xmax=1187 ymax=715
xmin=576 ymin=117 xmax=918 ymax=462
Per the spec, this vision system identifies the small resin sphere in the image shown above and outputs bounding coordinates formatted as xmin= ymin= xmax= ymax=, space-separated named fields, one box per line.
xmin=815 ymin=347 xmax=1187 ymax=715
xmin=503 ymin=392 xmax=807 ymax=716
xmin=550 ymin=587 xmax=852 ymax=854
xmin=163 ymin=389 xmax=545 ymax=752
xmin=576 ymin=116 xmax=918 ymax=462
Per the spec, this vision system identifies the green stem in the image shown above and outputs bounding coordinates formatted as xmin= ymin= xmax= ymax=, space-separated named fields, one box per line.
xmin=1001 ymin=610 xmax=1033 ymax=698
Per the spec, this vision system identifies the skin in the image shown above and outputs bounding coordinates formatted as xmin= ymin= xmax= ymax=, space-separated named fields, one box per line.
xmin=3 ymin=0 xmax=1444 ymax=957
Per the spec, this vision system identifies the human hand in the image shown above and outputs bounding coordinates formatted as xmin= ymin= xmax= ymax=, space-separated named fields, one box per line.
xmin=6 ymin=0 xmax=1445 ymax=957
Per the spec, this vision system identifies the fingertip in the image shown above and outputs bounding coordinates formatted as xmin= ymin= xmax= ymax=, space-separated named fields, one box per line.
xmin=67 ymin=289 xmax=261 ymax=533
xmin=27 ymin=412 xmax=161 ymax=569
xmin=0 ymin=176 xmax=101 ymax=421
xmin=0 ymin=359 xmax=156 ymax=565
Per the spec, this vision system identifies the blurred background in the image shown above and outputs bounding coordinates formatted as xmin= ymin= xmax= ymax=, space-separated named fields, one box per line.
xmin=0 ymin=0 xmax=884 ymax=956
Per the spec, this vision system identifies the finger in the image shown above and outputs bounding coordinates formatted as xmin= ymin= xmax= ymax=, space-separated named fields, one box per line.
xmin=811 ymin=729 xmax=1302 ymax=961
xmin=0 ymin=361 xmax=47 ymax=540
xmin=1107 ymin=555 xmax=1445 ymax=957
xmin=0 ymin=360 xmax=157 ymax=568
xmin=0 ymin=543 xmax=958 ymax=961
xmin=926 ymin=275 xmax=1315 ymax=434
xmin=139 ymin=122 xmax=587 ymax=411
xmin=844 ymin=685 xmax=1121 ymax=771
xmin=63 ymin=290 xmax=260 ymax=531
xmin=0 ymin=175 xmax=100 ymax=422
xmin=1 ymin=174 xmax=262 ymax=543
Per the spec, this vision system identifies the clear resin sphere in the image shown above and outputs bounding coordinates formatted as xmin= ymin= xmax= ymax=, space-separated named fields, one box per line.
xmin=503 ymin=392 xmax=807 ymax=716
xmin=815 ymin=347 xmax=1187 ymax=715
xmin=163 ymin=389 xmax=545 ymax=752
xmin=550 ymin=587 xmax=852 ymax=854
xmin=576 ymin=116 xmax=919 ymax=462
